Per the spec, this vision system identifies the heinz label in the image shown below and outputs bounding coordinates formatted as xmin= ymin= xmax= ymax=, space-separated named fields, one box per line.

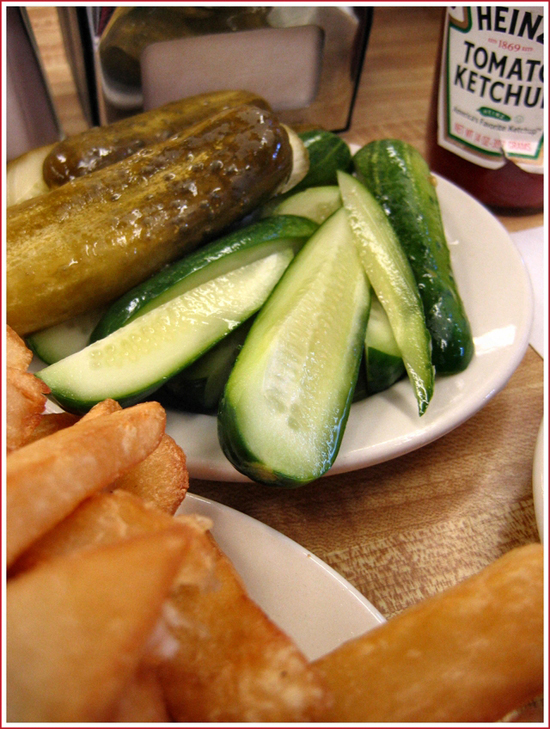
xmin=437 ymin=6 xmax=544 ymax=172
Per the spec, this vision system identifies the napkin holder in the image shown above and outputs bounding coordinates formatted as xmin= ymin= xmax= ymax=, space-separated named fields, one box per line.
xmin=57 ymin=6 xmax=373 ymax=132
xmin=6 ymin=7 xmax=62 ymax=161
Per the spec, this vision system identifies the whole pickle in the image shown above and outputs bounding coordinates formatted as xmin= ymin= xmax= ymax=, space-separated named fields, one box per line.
xmin=42 ymin=89 xmax=271 ymax=188
xmin=7 ymin=105 xmax=292 ymax=336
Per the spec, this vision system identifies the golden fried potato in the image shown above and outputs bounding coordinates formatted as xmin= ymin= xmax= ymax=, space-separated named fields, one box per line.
xmin=79 ymin=399 xmax=188 ymax=513
xmin=6 ymin=366 xmax=49 ymax=453
xmin=78 ymin=397 xmax=121 ymax=420
xmin=108 ymin=663 xmax=170 ymax=723
xmin=6 ymin=402 xmax=166 ymax=566
xmin=111 ymin=433 xmax=189 ymax=514
xmin=5 ymin=325 xmax=49 ymax=452
xmin=158 ymin=533 xmax=331 ymax=722
xmin=7 ymin=527 xmax=191 ymax=723
xmin=24 ymin=411 xmax=81 ymax=444
xmin=6 ymin=325 xmax=33 ymax=370
xmin=506 ymin=698 xmax=544 ymax=723
xmin=313 ymin=544 xmax=544 ymax=723
xmin=11 ymin=488 xmax=213 ymax=588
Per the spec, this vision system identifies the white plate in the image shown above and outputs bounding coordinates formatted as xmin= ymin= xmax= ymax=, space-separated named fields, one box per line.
xmin=533 ymin=419 xmax=545 ymax=543
xmin=179 ymin=492 xmax=384 ymax=661
xmin=166 ymin=174 xmax=534 ymax=480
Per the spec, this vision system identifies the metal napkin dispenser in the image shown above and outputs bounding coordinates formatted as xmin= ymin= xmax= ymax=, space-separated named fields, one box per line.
xmin=58 ymin=6 xmax=373 ymax=132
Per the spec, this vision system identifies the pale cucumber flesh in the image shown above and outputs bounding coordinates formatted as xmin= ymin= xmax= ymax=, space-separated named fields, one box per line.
xmin=91 ymin=214 xmax=317 ymax=341
xmin=27 ymin=308 xmax=106 ymax=364
xmin=38 ymin=249 xmax=294 ymax=412
xmin=365 ymin=296 xmax=406 ymax=394
xmin=264 ymin=186 xmax=342 ymax=225
xmin=218 ymin=208 xmax=370 ymax=487
xmin=6 ymin=143 xmax=53 ymax=207
xmin=337 ymin=171 xmax=434 ymax=415
xmin=366 ymin=295 xmax=401 ymax=358
xmin=28 ymin=224 xmax=308 ymax=364
xmin=157 ymin=318 xmax=253 ymax=414
xmin=126 ymin=238 xmax=304 ymax=322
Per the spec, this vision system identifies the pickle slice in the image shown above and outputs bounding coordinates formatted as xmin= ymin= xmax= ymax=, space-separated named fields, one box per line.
xmin=338 ymin=171 xmax=434 ymax=415
xmin=218 ymin=208 xmax=370 ymax=487
xmin=39 ymin=249 xmax=295 ymax=412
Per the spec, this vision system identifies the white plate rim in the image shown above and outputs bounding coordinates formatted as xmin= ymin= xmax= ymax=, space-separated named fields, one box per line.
xmin=533 ymin=418 xmax=545 ymax=543
xmin=179 ymin=492 xmax=385 ymax=661
xmin=164 ymin=172 xmax=534 ymax=482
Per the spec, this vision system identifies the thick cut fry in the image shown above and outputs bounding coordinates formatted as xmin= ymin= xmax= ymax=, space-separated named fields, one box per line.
xmin=158 ymin=533 xmax=331 ymax=722
xmin=77 ymin=399 xmax=187 ymax=512
xmin=11 ymin=489 xmax=213 ymax=588
xmin=111 ymin=433 xmax=189 ymax=514
xmin=6 ymin=325 xmax=49 ymax=452
xmin=24 ymin=411 xmax=80 ymax=444
xmin=7 ymin=528 xmax=191 ymax=723
xmin=313 ymin=544 xmax=544 ymax=723
xmin=6 ymin=367 xmax=49 ymax=453
xmin=6 ymin=325 xmax=33 ymax=370
xmin=108 ymin=663 xmax=170 ymax=723
xmin=78 ymin=397 xmax=121 ymax=420
xmin=6 ymin=402 xmax=165 ymax=566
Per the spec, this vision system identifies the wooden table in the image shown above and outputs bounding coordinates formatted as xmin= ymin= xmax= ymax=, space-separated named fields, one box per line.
xmin=27 ymin=2 xmax=544 ymax=634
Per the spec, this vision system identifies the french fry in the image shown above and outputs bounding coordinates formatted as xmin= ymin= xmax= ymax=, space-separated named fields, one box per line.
xmin=108 ymin=663 xmax=171 ymax=723
xmin=6 ymin=401 xmax=166 ymax=566
xmin=313 ymin=543 xmax=544 ymax=723
xmin=7 ymin=329 xmax=539 ymax=723
xmin=79 ymin=399 xmax=188 ymax=513
xmin=6 ymin=324 xmax=32 ymax=370
xmin=7 ymin=527 xmax=191 ymax=723
xmin=5 ymin=325 xmax=50 ymax=452
xmin=24 ymin=411 xmax=81 ymax=444
xmin=11 ymin=489 xmax=213 ymax=589
xmin=157 ymin=533 xmax=331 ymax=722
xmin=111 ymin=433 xmax=189 ymax=514
xmin=6 ymin=366 xmax=49 ymax=453
xmin=78 ymin=397 xmax=121 ymax=420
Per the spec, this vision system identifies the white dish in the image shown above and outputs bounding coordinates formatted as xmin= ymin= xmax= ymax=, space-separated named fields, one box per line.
xmin=165 ymin=174 xmax=534 ymax=481
xmin=179 ymin=492 xmax=384 ymax=661
xmin=533 ymin=419 xmax=545 ymax=543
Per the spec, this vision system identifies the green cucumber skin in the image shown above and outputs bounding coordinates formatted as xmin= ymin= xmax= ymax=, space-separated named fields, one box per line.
xmin=218 ymin=208 xmax=370 ymax=488
xmin=365 ymin=296 xmax=406 ymax=395
xmin=255 ymin=130 xmax=351 ymax=218
xmin=158 ymin=319 xmax=253 ymax=414
xmin=294 ymin=130 xmax=352 ymax=191
xmin=218 ymin=326 xmax=366 ymax=488
xmin=338 ymin=171 xmax=434 ymax=416
xmin=44 ymin=380 xmax=163 ymax=414
xmin=366 ymin=349 xmax=406 ymax=395
xmin=352 ymin=355 xmax=368 ymax=403
xmin=256 ymin=129 xmax=353 ymax=218
xmin=352 ymin=348 xmax=406 ymax=400
xmin=91 ymin=215 xmax=317 ymax=341
xmin=353 ymin=139 xmax=474 ymax=375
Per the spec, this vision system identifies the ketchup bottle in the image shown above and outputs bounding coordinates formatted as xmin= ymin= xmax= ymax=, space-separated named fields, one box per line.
xmin=427 ymin=6 xmax=544 ymax=215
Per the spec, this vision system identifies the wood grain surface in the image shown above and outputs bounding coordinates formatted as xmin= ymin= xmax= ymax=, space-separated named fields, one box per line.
xmin=27 ymin=0 xmax=544 ymax=643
